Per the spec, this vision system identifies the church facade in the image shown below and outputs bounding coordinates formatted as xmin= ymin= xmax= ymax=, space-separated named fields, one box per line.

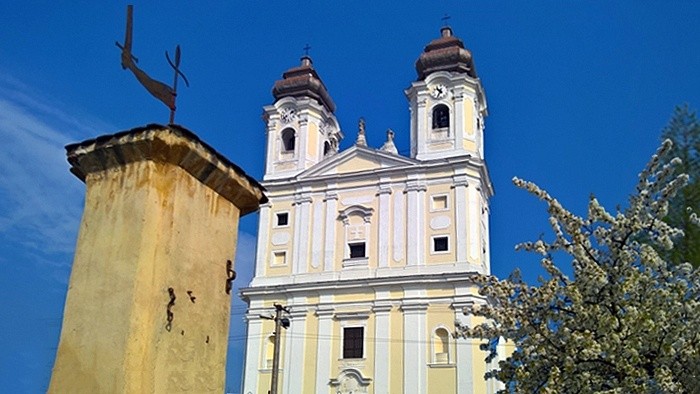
xmin=241 ymin=27 xmax=504 ymax=394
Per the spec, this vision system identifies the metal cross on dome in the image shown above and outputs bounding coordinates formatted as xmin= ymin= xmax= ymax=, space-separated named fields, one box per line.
xmin=441 ymin=14 xmax=451 ymax=26
xmin=303 ymin=44 xmax=311 ymax=57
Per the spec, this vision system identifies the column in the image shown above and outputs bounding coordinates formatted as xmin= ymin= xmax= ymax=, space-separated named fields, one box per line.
xmin=483 ymin=200 xmax=492 ymax=274
xmin=392 ymin=190 xmax=405 ymax=263
xmin=468 ymin=184 xmax=480 ymax=263
xmin=405 ymin=180 xmax=426 ymax=266
xmin=297 ymin=116 xmax=308 ymax=171
xmin=315 ymin=300 xmax=334 ymax=393
xmin=265 ymin=121 xmax=277 ymax=175
xmin=323 ymin=188 xmax=338 ymax=272
xmin=453 ymin=296 xmax=475 ymax=394
xmin=416 ymin=97 xmax=427 ymax=158
xmin=453 ymin=89 xmax=465 ymax=145
xmin=373 ymin=298 xmax=392 ymax=393
xmin=242 ymin=315 xmax=263 ymax=393
xmin=292 ymin=193 xmax=312 ymax=274
xmin=284 ymin=308 xmax=308 ymax=394
xmin=377 ymin=182 xmax=392 ymax=269
xmin=311 ymin=198 xmax=324 ymax=269
xmin=453 ymin=175 xmax=469 ymax=264
xmin=402 ymin=301 xmax=428 ymax=393
xmin=255 ymin=202 xmax=271 ymax=278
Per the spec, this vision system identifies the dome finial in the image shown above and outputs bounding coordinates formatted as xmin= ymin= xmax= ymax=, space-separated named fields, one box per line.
xmin=300 ymin=44 xmax=312 ymax=66
xmin=440 ymin=14 xmax=453 ymax=37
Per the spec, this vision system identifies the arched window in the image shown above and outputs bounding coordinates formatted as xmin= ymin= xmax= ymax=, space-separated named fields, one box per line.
xmin=433 ymin=327 xmax=450 ymax=364
xmin=432 ymin=104 xmax=450 ymax=129
xmin=323 ymin=141 xmax=331 ymax=157
xmin=281 ymin=128 xmax=295 ymax=152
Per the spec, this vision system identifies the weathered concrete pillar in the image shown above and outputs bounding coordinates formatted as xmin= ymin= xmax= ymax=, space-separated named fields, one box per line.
xmin=48 ymin=124 xmax=266 ymax=393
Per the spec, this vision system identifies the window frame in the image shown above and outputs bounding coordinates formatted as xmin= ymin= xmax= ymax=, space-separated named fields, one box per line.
xmin=275 ymin=211 xmax=290 ymax=228
xmin=280 ymin=128 xmax=296 ymax=153
xmin=430 ymin=194 xmax=449 ymax=212
xmin=271 ymin=250 xmax=287 ymax=266
xmin=342 ymin=326 xmax=365 ymax=359
xmin=431 ymin=104 xmax=450 ymax=130
xmin=431 ymin=235 xmax=450 ymax=254
xmin=348 ymin=242 xmax=366 ymax=259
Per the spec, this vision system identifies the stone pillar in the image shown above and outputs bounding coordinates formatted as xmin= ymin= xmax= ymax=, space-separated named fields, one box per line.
xmin=373 ymin=296 xmax=392 ymax=393
xmin=292 ymin=193 xmax=312 ymax=275
xmin=376 ymin=182 xmax=392 ymax=269
xmin=453 ymin=175 xmax=469 ymax=264
xmin=242 ymin=315 xmax=264 ymax=394
xmin=255 ymin=202 xmax=271 ymax=278
xmin=453 ymin=297 xmax=476 ymax=394
xmin=402 ymin=298 xmax=428 ymax=393
xmin=48 ymin=125 xmax=266 ymax=394
xmin=315 ymin=300 xmax=334 ymax=393
xmin=323 ymin=188 xmax=338 ymax=272
xmin=405 ymin=179 xmax=426 ymax=266
xmin=284 ymin=307 xmax=308 ymax=394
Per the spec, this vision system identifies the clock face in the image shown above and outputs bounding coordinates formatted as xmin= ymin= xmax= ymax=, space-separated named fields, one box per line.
xmin=431 ymin=84 xmax=447 ymax=99
xmin=280 ymin=108 xmax=296 ymax=123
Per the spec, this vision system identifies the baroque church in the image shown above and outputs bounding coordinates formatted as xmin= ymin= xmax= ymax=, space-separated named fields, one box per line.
xmin=241 ymin=26 xmax=505 ymax=394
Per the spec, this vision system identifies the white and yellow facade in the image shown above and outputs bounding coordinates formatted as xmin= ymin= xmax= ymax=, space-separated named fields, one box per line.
xmin=242 ymin=27 xmax=504 ymax=394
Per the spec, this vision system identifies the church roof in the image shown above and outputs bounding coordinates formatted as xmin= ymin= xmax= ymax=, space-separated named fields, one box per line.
xmin=415 ymin=26 xmax=477 ymax=80
xmin=297 ymin=144 xmax=419 ymax=180
xmin=272 ymin=56 xmax=336 ymax=113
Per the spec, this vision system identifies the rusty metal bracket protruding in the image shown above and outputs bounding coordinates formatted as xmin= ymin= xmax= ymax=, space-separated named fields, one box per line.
xmin=225 ymin=260 xmax=236 ymax=295
xmin=165 ymin=287 xmax=176 ymax=331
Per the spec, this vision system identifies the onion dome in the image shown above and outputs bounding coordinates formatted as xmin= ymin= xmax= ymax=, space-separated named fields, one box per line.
xmin=415 ymin=26 xmax=477 ymax=80
xmin=272 ymin=55 xmax=336 ymax=113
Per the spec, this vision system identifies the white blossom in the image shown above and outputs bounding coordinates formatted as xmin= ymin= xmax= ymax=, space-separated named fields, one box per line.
xmin=458 ymin=141 xmax=700 ymax=393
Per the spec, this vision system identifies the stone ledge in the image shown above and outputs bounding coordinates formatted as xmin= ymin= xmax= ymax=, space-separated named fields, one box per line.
xmin=66 ymin=124 xmax=267 ymax=215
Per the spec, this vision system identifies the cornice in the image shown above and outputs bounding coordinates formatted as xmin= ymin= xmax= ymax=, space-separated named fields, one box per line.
xmin=241 ymin=270 xmax=481 ymax=297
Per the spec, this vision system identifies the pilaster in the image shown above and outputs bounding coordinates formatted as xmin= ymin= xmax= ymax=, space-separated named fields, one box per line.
xmin=402 ymin=301 xmax=428 ymax=393
xmin=453 ymin=175 xmax=469 ymax=264
xmin=292 ymin=193 xmax=312 ymax=274
xmin=242 ymin=315 xmax=263 ymax=393
xmin=323 ymin=188 xmax=338 ymax=272
xmin=284 ymin=307 xmax=308 ymax=394
xmin=405 ymin=180 xmax=427 ymax=266
xmin=315 ymin=300 xmax=335 ymax=393
xmin=376 ymin=182 xmax=392 ymax=269
xmin=255 ymin=202 xmax=271 ymax=278
xmin=373 ymin=296 xmax=393 ymax=393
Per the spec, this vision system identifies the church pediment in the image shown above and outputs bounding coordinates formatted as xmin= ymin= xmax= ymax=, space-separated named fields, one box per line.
xmin=298 ymin=146 xmax=417 ymax=179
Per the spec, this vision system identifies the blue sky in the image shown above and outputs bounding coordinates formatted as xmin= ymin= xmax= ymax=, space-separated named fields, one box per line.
xmin=1 ymin=2 xmax=698 ymax=393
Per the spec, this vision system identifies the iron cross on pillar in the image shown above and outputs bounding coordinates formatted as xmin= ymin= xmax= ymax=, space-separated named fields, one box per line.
xmin=166 ymin=46 xmax=190 ymax=124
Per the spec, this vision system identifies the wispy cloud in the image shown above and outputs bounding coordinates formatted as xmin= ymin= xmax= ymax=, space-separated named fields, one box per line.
xmin=0 ymin=71 xmax=115 ymax=257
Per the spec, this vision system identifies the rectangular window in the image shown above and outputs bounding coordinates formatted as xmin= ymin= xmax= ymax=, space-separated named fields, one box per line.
xmin=276 ymin=212 xmax=289 ymax=227
xmin=431 ymin=195 xmax=448 ymax=211
xmin=349 ymin=242 xmax=366 ymax=258
xmin=272 ymin=251 xmax=286 ymax=265
xmin=343 ymin=327 xmax=364 ymax=359
xmin=433 ymin=236 xmax=449 ymax=252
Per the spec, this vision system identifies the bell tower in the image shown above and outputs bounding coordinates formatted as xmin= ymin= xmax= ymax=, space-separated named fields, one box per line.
xmin=263 ymin=55 xmax=343 ymax=180
xmin=406 ymin=26 xmax=487 ymax=161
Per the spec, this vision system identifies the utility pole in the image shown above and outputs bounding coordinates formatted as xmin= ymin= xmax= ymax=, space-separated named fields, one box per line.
xmin=260 ymin=303 xmax=290 ymax=394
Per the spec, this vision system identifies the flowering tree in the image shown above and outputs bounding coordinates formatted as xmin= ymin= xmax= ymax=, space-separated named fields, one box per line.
xmin=660 ymin=105 xmax=700 ymax=267
xmin=458 ymin=140 xmax=700 ymax=393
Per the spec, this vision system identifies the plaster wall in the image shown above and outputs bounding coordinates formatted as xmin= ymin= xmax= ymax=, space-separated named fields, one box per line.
xmin=49 ymin=160 xmax=241 ymax=393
